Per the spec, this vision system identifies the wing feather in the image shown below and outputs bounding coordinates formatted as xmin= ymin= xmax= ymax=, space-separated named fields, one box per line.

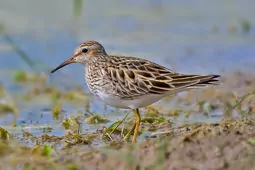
xmin=106 ymin=55 xmax=220 ymax=98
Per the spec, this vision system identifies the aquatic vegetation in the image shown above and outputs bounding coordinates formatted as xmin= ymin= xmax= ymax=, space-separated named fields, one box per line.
xmin=141 ymin=117 xmax=166 ymax=125
xmin=12 ymin=70 xmax=46 ymax=83
xmin=241 ymin=19 xmax=251 ymax=33
xmin=247 ymin=137 xmax=255 ymax=145
xmin=63 ymin=130 xmax=95 ymax=146
xmin=66 ymin=164 xmax=79 ymax=170
xmin=52 ymin=101 xmax=62 ymax=120
xmin=62 ymin=116 xmax=81 ymax=131
xmin=0 ymin=142 xmax=11 ymax=156
xmin=13 ymin=70 xmax=27 ymax=82
xmin=102 ymin=113 xmax=130 ymax=141
xmin=73 ymin=0 xmax=83 ymax=18
xmin=31 ymin=144 xmax=54 ymax=157
xmin=0 ymin=84 xmax=19 ymax=125
xmin=166 ymin=108 xmax=183 ymax=117
xmin=197 ymin=101 xmax=218 ymax=116
xmin=41 ymin=145 xmax=53 ymax=157
xmin=0 ymin=127 xmax=10 ymax=140
xmin=0 ymin=103 xmax=17 ymax=114
xmin=85 ymin=114 xmax=110 ymax=124
xmin=224 ymin=91 xmax=255 ymax=117
xmin=144 ymin=106 xmax=160 ymax=117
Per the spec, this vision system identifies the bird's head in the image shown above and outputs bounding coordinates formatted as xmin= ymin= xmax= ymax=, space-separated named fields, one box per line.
xmin=51 ymin=41 xmax=106 ymax=73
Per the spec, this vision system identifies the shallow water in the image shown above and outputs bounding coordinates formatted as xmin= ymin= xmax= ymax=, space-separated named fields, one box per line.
xmin=0 ymin=0 xmax=255 ymax=142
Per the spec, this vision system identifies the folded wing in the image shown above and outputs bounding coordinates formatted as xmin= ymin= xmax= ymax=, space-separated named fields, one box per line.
xmin=106 ymin=56 xmax=220 ymax=98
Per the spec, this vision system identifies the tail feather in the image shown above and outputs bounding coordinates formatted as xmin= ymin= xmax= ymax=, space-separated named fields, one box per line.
xmin=171 ymin=74 xmax=220 ymax=89
xmin=196 ymin=75 xmax=220 ymax=86
xmin=148 ymin=74 xmax=220 ymax=95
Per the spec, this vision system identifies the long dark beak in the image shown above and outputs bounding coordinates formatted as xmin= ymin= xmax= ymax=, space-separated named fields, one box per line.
xmin=51 ymin=57 xmax=76 ymax=73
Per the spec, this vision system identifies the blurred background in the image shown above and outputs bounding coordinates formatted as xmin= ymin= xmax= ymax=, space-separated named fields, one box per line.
xmin=0 ymin=0 xmax=254 ymax=138
xmin=1 ymin=0 xmax=255 ymax=73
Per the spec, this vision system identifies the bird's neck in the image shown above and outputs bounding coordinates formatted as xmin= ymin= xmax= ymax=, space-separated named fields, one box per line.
xmin=84 ymin=57 xmax=107 ymax=75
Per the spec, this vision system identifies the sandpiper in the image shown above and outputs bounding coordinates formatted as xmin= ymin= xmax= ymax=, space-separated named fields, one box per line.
xmin=51 ymin=41 xmax=220 ymax=143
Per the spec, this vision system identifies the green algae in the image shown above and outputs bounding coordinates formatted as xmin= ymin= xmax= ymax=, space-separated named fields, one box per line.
xmin=41 ymin=145 xmax=53 ymax=157
xmin=31 ymin=144 xmax=54 ymax=157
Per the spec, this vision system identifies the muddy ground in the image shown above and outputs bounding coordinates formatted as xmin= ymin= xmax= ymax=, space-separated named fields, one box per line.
xmin=0 ymin=71 xmax=254 ymax=170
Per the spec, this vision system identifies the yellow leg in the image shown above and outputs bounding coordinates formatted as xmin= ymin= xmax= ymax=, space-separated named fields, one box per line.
xmin=132 ymin=108 xmax=141 ymax=143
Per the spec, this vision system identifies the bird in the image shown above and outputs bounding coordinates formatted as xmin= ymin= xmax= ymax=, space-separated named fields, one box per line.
xmin=51 ymin=40 xmax=220 ymax=143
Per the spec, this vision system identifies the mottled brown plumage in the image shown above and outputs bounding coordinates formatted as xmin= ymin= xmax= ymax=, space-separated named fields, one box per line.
xmin=51 ymin=40 xmax=220 ymax=142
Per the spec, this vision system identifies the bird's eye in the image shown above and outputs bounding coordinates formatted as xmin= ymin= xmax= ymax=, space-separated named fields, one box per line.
xmin=82 ymin=48 xmax=88 ymax=53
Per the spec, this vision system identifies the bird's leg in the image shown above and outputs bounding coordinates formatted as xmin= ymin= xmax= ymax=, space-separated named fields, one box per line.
xmin=123 ymin=109 xmax=141 ymax=142
xmin=132 ymin=108 xmax=141 ymax=143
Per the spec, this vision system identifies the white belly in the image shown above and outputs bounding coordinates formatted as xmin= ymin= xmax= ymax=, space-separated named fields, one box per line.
xmin=96 ymin=91 xmax=164 ymax=109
